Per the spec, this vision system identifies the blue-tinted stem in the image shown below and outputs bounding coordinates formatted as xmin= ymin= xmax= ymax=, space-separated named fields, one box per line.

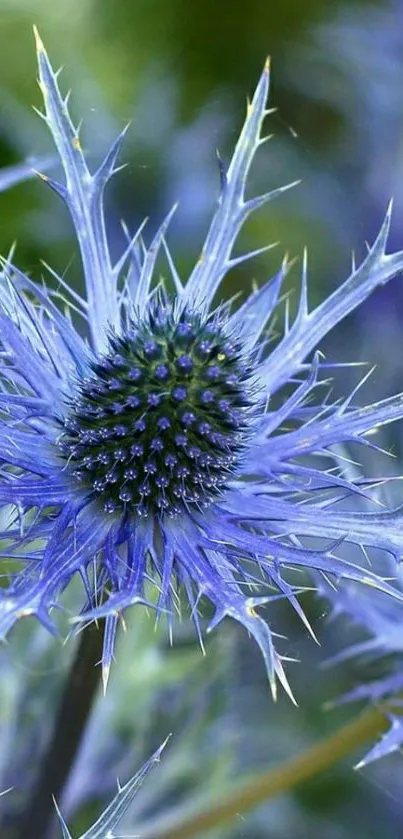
xmin=2 ymin=621 xmax=105 ymax=839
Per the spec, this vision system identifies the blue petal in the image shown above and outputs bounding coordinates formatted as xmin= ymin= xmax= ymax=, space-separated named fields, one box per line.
xmin=0 ymin=428 xmax=59 ymax=476
xmin=230 ymin=256 xmax=289 ymax=351
xmin=253 ymin=352 xmax=321 ymax=440
xmin=260 ymin=207 xmax=403 ymax=394
xmin=258 ymin=389 xmax=403 ymax=460
xmin=238 ymin=493 xmax=403 ymax=564
xmin=74 ymin=520 xmax=159 ymax=621
xmin=0 ymin=476 xmax=70 ymax=506
xmin=0 ymin=505 xmax=110 ymax=639
xmin=320 ymin=578 xmax=403 ymax=660
xmin=356 ymin=715 xmax=403 ymax=768
xmin=184 ymin=59 xmax=295 ymax=310
xmin=170 ymin=518 xmax=295 ymax=700
xmin=0 ymin=307 xmax=62 ymax=401
xmin=1 ymin=259 xmax=91 ymax=378
xmin=34 ymin=28 xmax=123 ymax=350
xmin=0 ymin=156 xmax=54 ymax=192
xmin=337 ymin=674 xmax=403 ymax=706
xmin=101 ymin=613 xmax=119 ymax=694
xmin=78 ymin=740 xmax=167 ymax=839
xmin=52 ymin=741 xmax=167 ymax=839
xmin=134 ymin=205 xmax=178 ymax=310
xmin=201 ymin=502 xmax=403 ymax=599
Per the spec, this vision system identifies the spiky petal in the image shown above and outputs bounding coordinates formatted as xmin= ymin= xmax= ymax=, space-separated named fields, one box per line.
xmin=1 ymin=34 xmax=403 ymax=701
xmin=53 ymin=741 xmax=167 ymax=838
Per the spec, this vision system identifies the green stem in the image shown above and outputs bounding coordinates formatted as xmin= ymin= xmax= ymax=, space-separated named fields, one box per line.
xmin=4 ymin=621 xmax=105 ymax=839
xmin=145 ymin=707 xmax=389 ymax=839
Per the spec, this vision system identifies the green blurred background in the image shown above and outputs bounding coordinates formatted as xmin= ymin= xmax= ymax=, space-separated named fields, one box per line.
xmin=1 ymin=1 xmax=403 ymax=837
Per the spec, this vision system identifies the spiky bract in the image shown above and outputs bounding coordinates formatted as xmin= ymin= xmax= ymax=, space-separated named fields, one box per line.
xmin=1 ymin=34 xmax=403 ymax=700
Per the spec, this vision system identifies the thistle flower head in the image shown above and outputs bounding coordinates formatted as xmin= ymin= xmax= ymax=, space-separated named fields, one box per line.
xmin=60 ymin=299 xmax=257 ymax=518
xmin=2 ymin=31 xmax=403 ymax=699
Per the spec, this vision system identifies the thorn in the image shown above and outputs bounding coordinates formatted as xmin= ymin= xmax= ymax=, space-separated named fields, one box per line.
xmin=32 ymin=105 xmax=47 ymax=121
xmin=246 ymin=95 xmax=253 ymax=118
xmin=33 ymin=24 xmax=45 ymax=54
xmin=35 ymin=170 xmax=49 ymax=182
xmin=354 ymin=759 xmax=366 ymax=771
xmin=102 ymin=661 xmax=111 ymax=695
xmin=282 ymin=251 xmax=298 ymax=272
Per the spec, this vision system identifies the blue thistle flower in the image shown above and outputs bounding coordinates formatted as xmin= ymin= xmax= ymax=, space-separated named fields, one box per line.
xmin=2 ymin=29 xmax=403 ymax=698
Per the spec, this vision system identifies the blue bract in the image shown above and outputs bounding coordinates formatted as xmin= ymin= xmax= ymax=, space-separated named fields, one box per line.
xmin=2 ymin=29 xmax=403 ymax=700
xmin=52 ymin=740 xmax=167 ymax=839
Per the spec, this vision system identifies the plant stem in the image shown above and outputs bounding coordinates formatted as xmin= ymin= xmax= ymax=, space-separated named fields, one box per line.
xmin=143 ymin=706 xmax=389 ymax=839
xmin=9 ymin=621 xmax=105 ymax=839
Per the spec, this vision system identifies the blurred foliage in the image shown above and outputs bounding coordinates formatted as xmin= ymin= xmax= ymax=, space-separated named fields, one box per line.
xmin=1 ymin=0 xmax=403 ymax=837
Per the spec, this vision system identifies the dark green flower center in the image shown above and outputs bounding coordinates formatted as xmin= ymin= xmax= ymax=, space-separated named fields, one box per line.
xmin=60 ymin=303 xmax=253 ymax=517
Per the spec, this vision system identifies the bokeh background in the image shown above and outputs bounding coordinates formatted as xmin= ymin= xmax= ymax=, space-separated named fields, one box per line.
xmin=1 ymin=1 xmax=403 ymax=837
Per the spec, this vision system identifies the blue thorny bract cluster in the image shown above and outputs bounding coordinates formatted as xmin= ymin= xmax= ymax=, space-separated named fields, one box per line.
xmin=1 ymin=29 xmax=403 ymax=746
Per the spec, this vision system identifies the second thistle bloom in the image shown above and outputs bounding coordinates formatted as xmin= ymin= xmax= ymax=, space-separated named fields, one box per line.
xmin=2 ymin=33 xmax=403 ymax=697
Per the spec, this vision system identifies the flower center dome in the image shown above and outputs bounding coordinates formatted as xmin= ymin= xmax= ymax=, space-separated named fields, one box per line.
xmin=60 ymin=303 xmax=253 ymax=517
